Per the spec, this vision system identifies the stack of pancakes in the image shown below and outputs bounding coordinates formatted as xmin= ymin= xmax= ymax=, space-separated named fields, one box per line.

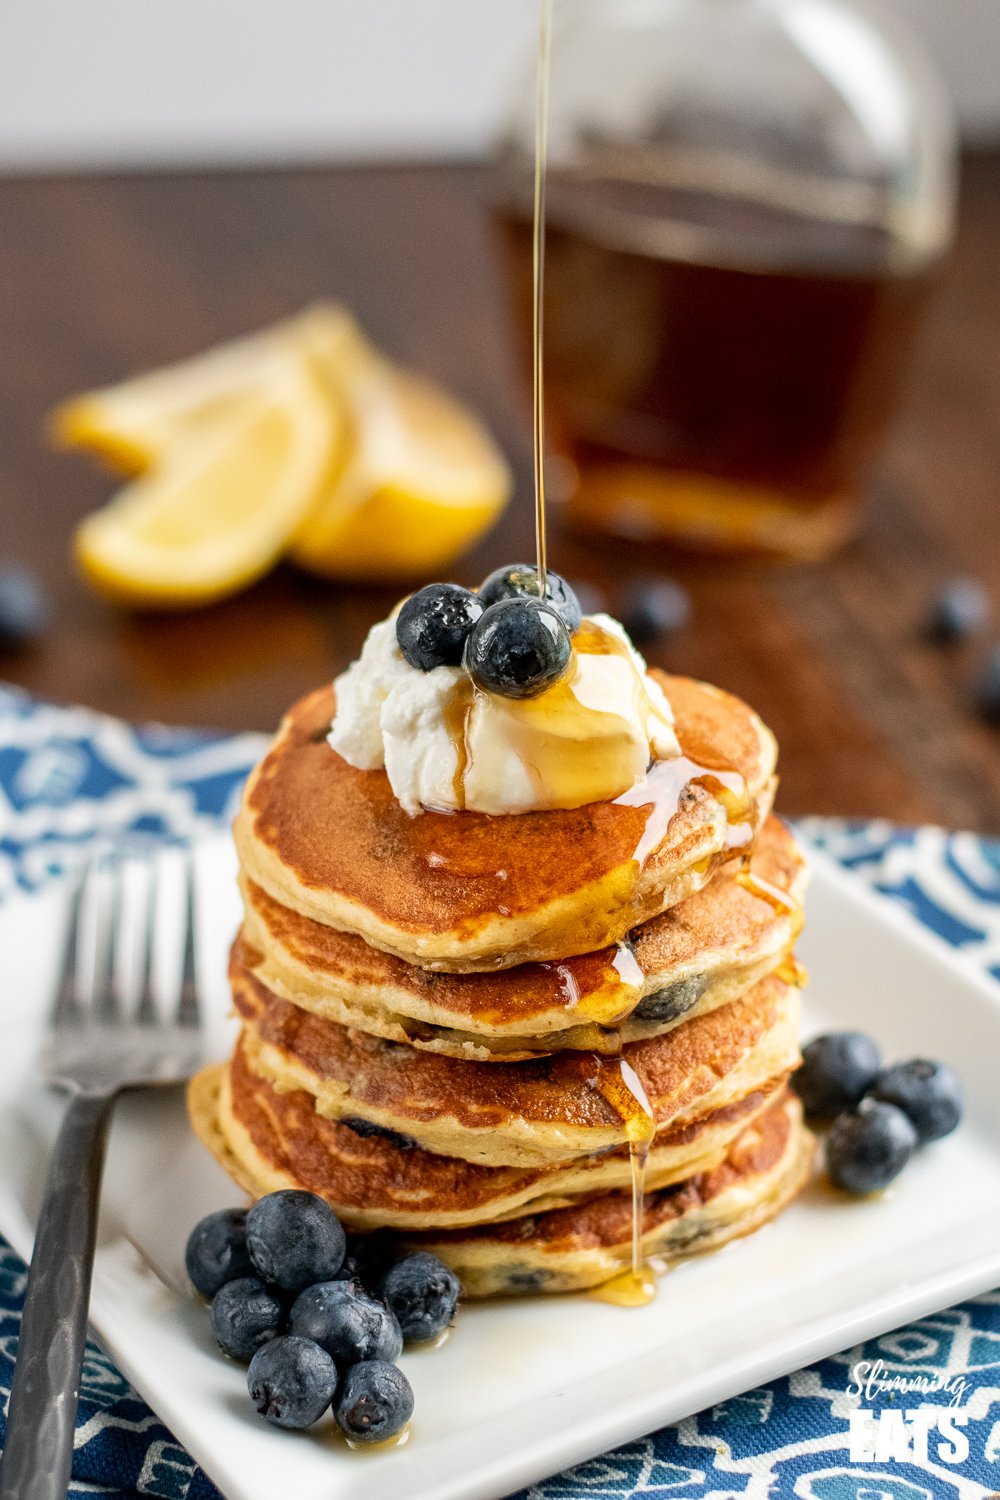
xmin=190 ymin=672 xmax=814 ymax=1297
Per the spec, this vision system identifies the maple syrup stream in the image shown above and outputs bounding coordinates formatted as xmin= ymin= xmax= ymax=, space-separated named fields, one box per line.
xmin=529 ymin=0 xmax=656 ymax=1303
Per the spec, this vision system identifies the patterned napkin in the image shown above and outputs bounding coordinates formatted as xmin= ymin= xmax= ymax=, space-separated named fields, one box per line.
xmin=1 ymin=683 xmax=998 ymax=1500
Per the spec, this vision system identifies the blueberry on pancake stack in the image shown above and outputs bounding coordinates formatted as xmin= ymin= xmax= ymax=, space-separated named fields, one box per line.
xmin=189 ymin=568 xmax=814 ymax=1299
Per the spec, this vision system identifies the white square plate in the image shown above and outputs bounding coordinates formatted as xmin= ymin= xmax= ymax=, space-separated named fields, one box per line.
xmin=1 ymin=834 xmax=999 ymax=1500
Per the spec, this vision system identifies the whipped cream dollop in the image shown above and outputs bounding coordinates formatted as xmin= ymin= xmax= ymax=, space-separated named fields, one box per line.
xmin=329 ymin=608 xmax=680 ymax=816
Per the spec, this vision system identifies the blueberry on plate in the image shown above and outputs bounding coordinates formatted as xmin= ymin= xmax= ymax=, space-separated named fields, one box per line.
xmin=290 ymin=1279 xmax=403 ymax=1365
xmin=378 ymin=1252 xmax=460 ymax=1344
xmin=0 ymin=566 xmax=49 ymax=650
xmin=334 ymin=1359 xmax=414 ymax=1444
xmin=478 ymin=563 xmax=582 ymax=632
xmin=247 ymin=1335 xmax=338 ymax=1429
xmin=211 ymin=1277 xmax=285 ymax=1362
xmin=246 ymin=1190 xmax=346 ymax=1293
xmin=869 ymin=1058 xmax=963 ymax=1142
xmin=185 ymin=1207 xmax=254 ymax=1299
xmin=620 ymin=579 xmax=690 ymax=646
xmin=791 ymin=1032 xmax=881 ymax=1118
xmin=396 ymin=583 xmax=483 ymax=671
xmin=465 ymin=598 xmax=571 ymax=700
xmin=925 ymin=578 xmax=990 ymax=644
xmin=826 ymin=1098 xmax=918 ymax=1195
xmin=339 ymin=1231 xmax=398 ymax=1291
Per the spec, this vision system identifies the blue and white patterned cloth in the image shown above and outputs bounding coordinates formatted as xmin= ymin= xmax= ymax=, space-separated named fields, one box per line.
xmin=1 ymin=682 xmax=998 ymax=1500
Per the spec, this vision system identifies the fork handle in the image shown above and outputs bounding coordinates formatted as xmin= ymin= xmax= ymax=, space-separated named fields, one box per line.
xmin=0 ymin=1090 xmax=115 ymax=1500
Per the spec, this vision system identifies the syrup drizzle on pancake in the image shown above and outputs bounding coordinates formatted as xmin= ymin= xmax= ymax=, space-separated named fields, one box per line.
xmin=589 ymin=1047 xmax=658 ymax=1305
xmin=436 ymin=616 xmax=680 ymax=817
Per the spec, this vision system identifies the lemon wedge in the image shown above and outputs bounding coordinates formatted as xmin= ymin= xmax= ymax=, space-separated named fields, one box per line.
xmin=291 ymin=358 xmax=512 ymax=582
xmin=58 ymin=301 xmax=511 ymax=592
xmin=52 ymin=303 xmax=359 ymax=473
xmin=74 ymin=353 xmax=343 ymax=607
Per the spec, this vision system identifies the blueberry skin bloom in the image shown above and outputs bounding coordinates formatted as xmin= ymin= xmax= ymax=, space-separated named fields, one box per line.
xmin=478 ymin=563 xmax=582 ymax=632
xmin=246 ymin=1190 xmax=346 ymax=1293
xmin=870 ymin=1058 xmax=963 ymax=1142
xmin=396 ymin=583 xmax=483 ymax=671
xmin=334 ymin=1359 xmax=414 ymax=1444
xmin=826 ymin=1098 xmax=918 ymax=1195
xmin=465 ymin=598 xmax=571 ymax=700
xmin=792 ymin=1032 xmax=881 ymax=1118
xmin=210 ymin=1277 xmax=285 ymax=1362
xmin=378 ymin=1252 xmax=460 ymax=1344
xmin=247 ymin=1336 xmax=339 ymax=1429
xmin=290 ymin=1280 xmax=403 ymax=1365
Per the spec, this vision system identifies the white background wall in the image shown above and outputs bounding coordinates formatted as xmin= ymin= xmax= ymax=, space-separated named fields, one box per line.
xmin=0 ymin=0 xmax=997 ymax=173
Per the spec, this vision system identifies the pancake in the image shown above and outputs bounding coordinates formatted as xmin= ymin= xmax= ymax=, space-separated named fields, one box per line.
xmin=410 ymin=1094 xmax=813 ymax=1296
xmin=188 ymin=1042 xmax=790 ymax=1230
xmin=241 ymin=815 xmax=805 ymax=1060
xmin=234 ymin=675 xmax=778 ymax=971
xmin=232 ymin=956 xmax=802 ymax=1168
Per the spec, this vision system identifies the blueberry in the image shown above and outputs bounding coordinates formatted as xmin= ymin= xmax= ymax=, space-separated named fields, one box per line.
xmin=396 ymin=583 xmax=483 ymax=671
xmin=210 ymin=1277 xmax=285 ymax=1362
xmin=333 ymin=1359 xmax=413 ymax=1444
xmin=378 ymin=1252 xmax=460 ymax=1344
xmin=926 ymin=578 xmax=990 ymax=644
xmin=974 ymin=645 xmax=1000 ymax=727
xmin=620 ymin=579 xmax=690 ymax=645
xmin=465 ymin=598 xmax=571 ymax=699
xmin=247 ymin=1335 xmax=338 ymax=1429
xmin=792 ymin=1032 xmax=881 ymax=1118
xmin=826 ymin=1098 xmax=918 ymax=1195
xmin=185 ymin=1208 xmax=255 ymax=1299
xmin=478 ymin=563 xmax=581 ymax=632
xmin=869 ymin=1058 xmax=963 ymax=1142
xmin=339 ymin=1231 xmax=398 ymax=1291
xmin=0 ymin=566 xmax=48 ymax=650
xmin=246 ymin=1190 xmax=346 ymax=1293
xmin=290 ymin=1279 xmax=403 ymax=1365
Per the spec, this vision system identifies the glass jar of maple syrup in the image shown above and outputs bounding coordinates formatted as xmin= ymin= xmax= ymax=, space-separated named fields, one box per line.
xmin=494 ymin=0 xmax=957 ymax=561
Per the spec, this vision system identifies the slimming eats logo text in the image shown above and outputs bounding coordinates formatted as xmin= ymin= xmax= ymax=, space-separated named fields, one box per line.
xmin=846 ymin=1360 xmax=972 ymax=1465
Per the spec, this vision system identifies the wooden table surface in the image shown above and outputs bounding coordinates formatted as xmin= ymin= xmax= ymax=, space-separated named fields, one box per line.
xmin=1 ymin=156 xmax=999 ymax=831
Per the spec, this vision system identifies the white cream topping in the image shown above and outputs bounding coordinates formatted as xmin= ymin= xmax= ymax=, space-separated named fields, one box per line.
xmin=328 ymin=609 xmax=680 ymax=816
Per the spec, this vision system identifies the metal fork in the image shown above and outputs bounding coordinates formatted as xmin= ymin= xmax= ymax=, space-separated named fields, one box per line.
xmin=0 ymin=852 xmax=204 ymax=1500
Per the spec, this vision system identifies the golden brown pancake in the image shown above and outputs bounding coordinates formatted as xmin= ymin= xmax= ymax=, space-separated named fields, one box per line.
xmin=234 ymin=676 xmax=777 ymax=971
xmin=412 ymin=1094 xmax=813 ymax=1295
xmin=232 ymin=956 xmax=801 ymax=1168
xmin=188 ymin=1042 xmax=790 ymax=1230
xmin=241 ymin=815 xmax=805 ymax=1060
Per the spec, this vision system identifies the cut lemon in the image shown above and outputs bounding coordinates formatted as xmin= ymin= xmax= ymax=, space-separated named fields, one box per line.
xmin=74 ymin=353 xmax=343 ymax=607
xmin=52 ymin=303 xmax=360 ymax=473
xmin=291 ymin=361 xmax=512 ymax=582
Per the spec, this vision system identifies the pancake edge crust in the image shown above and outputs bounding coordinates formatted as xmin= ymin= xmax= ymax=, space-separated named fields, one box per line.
xmin=411 ymin=1094 xmax=814 ymax=1296
xmin=187 ymin=1064 xmax=811 ymax=1296
xmin=187 ymin=1053 xmax=789 ymax=1231
xmin=239 ymin=816 xmax=807 ymax=1059
xmin=234 ymin=962 xmax=802 ymax=1167
xmin=235 ymin=678 xmax=779 ymax=971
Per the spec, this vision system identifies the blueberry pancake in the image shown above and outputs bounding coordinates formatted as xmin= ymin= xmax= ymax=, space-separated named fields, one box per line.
xmin=410 ymin=1094 xmax=813 ymax=1297
xmin=240 ymin=815 xmax=804 ymax=1061
xmin=188 ymin=1056 xmax=810 ymax=1291
xmin=188 ymin=1041 xmax=792 ymax=1231
xmin=232 ymin=957 xmax=801 ymax=1169
xmin=233 ymin=674 xmax=778 ymax=973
